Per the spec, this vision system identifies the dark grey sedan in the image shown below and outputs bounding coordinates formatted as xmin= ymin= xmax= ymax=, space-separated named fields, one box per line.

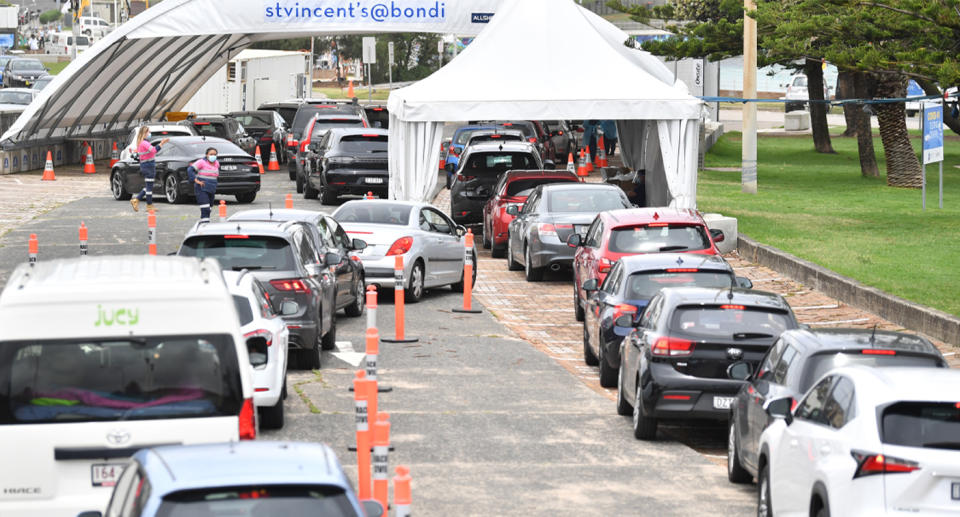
xmin=506 ymin=183 xmax=630 ymax=281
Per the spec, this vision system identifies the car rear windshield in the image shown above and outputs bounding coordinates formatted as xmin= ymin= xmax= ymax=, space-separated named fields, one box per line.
xmin=177 ymin=141 xmax=247 ymax=157
xmin=546 ymin=189 xmax=626 ymax=213
xmin=461 ymin=152 xmax=539 ymax=174
xmin=609 ymin=224 xmax=711 ymax=253
xmin=191 ymin=122 xmax=228 ymax=138
xmin=0 ymin=91 xmax=32 ymax=105
xmin=800 ymin=353 xmax=943 ymax=393
xmin=334 ymin=203 xmax=411 ymax=226
xmin=625 ymin=271 xmax=734 ymax=300
xmin=670 ymin=306 xmax=793 ymax=340
xmin=0 ymin=336 xmax=243 ymax=425
xmin=337 ymin=134 xmax=388 ymax=152
xmin=455 ymin=129 xmax=480 ymax=145
xmin=180 ymin=236 xmax=296 ymax=271
xmin=311 ymin=119 xmax=364 ymax=139
xmin=292 ymin=106 xmax=357 ymax=134
xmin=232 ymin=113 xmax=273 ymax=127
xmin=506 ymin=177 xmax=577 ymax=197
xmin=69 ymin=36 xmax=90 ymax=45
xmin=469 ymin=134 xmax=523 ymax=146
xmin=881 ymin=402 xmax=960 ymax=450
xmin=157 ymin=485 xmax=355 ymax=517
xmin=233 ymin=295 xmax=254 ymax=326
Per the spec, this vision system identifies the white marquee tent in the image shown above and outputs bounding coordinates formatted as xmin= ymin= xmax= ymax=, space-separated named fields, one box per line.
xmin=387 ymin=0 xmax=704 ymax=208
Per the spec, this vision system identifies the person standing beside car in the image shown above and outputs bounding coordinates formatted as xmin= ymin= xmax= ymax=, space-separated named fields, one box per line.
xmin=600 ymin=120 xmax=618 ymax=157
xmin=128 ymin=126 xmax=169 ymax=212
xmin=187 ymin=147 xmax=220 ymax=222
xmin=581 ymin=120 xmax=599 ymax=161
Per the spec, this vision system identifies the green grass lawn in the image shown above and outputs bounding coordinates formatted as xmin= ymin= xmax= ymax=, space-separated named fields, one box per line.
xmin=313 ymin=87 xmax=390 ymax=101
xmin=44 ymin=61 xmax=70 ymax=75
xmin=699 ymin=132 xmax=960 ymax=316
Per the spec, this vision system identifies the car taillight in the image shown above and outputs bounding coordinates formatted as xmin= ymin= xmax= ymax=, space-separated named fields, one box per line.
xmin=270 ymin=279 xmax=311 ymax=294
xmin=861 ymin=349 xmax=897 ymax=355
xmin=599 ymin=257 xmax=614 ymax=274
xmin=648 ymin=222 xmax=669 ymax=227
xmin=243 ymin=328 xmax=273 ymax=346
xmin=528 ymin=137 xmax=537 ymax=143
xmin=852 ymin=452 xmax=919 ymax=478
xmin=652 ymin=336 xmax=695 ymax=357
xmin=244 ymin=161 xmax=259 ymax=168
xmin=239 ymin=398 xmax=256 ymax=440
xmin=386 ymin=236 xmax=413 ymax=256
xmin=300 ymin=140 xmax=309 ymax=153
xmin=613 ymin=303 xmax=638 ymax=322
xmin=259 ymin=135 xmax=272 ymax=141
xmin=558 ymin=130 xmax=564 ymax=136
xmin=538 ymin=223 xmax=557 ymax=237
xmin=449 ymin=146 xmax=458 ymax=157
xmin=458 ymin=175 xmax=475 ymax=182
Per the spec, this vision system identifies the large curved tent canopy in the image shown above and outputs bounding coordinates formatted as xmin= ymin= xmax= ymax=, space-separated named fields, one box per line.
xmin=1 ymin=0 xmax=503 ymax=146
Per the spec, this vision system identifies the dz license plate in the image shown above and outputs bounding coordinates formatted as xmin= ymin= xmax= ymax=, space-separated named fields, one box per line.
xmin=713 ymin=396 xmax=736 ymax=410
xmin=952 ymin=482 xmax=960 ymax=501
xmin=365 ymin=177 xmax=384 ymax=184
xmin=91 ymin=463 xmax=126 ymax=487
xmin=220 ymin=165 xmax=238 ymax=171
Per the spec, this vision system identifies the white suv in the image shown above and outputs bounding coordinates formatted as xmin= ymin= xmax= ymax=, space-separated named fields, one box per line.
xmin=757 ymin=366 xmax=960 ymax=517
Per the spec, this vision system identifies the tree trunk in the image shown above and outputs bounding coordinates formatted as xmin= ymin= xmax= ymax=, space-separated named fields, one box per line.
xmin=804 ymin=59 xmax=835 ymax=153
xmin=853 ymin=72 xmax=879 ymax=177
xmin=874 ymin=74 xmax=922 ymax=188
xmin=836 ymin=71 xmax=857 ymax=137
xmin=915 ymin=77 xmax=960 ymax=136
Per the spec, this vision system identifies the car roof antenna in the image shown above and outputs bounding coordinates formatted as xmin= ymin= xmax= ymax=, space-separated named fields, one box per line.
xmin=268 ymin=202 xmax=273 ymax=220
xmin=870 ymin=324 xmax=878 ymax=345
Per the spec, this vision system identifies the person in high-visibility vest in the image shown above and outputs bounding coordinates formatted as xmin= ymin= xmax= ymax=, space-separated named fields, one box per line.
xmin=128 ymin=126 xmax=169 ymax=212
xmin=187 ymin=148 xmax=220 ymax=223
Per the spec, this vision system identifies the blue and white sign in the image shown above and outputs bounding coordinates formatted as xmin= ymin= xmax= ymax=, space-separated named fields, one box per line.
xmin=923 ymin=104 xmax=944 ymax=165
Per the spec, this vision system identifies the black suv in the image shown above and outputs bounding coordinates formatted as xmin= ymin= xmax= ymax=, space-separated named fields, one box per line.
xmin=229 ymin=110 xmax=289 ymax=164
xmin=726 ymin=328 xmax=947 ymax=484
xmin=451 ymin=141 xmax=545 ymax=225
xmin=305 ymin=128 xmax=388 ymax=204
xmin=287 ymin=101 xmax=368 ymax=181
xmin=617 ymin=287 xmax=799 ymax=440
xmin=178 ymin=220 xmax=342 ymax=370
xmin=293 ymin=113 xmax=366 ymax=194
xmin=180 ymin=116 xmax=257 ymax=156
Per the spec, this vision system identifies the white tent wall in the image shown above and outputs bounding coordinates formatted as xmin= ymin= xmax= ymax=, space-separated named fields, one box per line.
xmin=388 ymin=115 xmax=443 ymax=202
xmin=616 ymin=119 xmax=701 ymax=209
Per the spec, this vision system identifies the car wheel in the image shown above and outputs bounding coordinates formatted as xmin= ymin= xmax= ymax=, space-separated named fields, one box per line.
xmin=491 ymin=239 xmax=505 ymax=259
xmin=728 ymin=420 xmax=752 ymax=483
xmin=163 ymin=174 xmax=181 ymax=204
xmin=235 ymin=191 xmax=256 ymax=204
xmin=616 ymin=360 xmax=632 ymax=416
xmin=632 ymin=381 xmax=657 ymax=440
xmin=296 ymin=174 xmax=304 ymax=194
xmin=258 ymin=397 xmax=285 ymax=430
xmin=288 ymin=167 xmax=296 ymax=181
xmin=320 ymin=320 xmax=337 ymax=351
xmin=320 ymin=184 xmax=338 ymax=205
xmin=574 ymin=287 xmax=584 ymax=322
xmin=302 ymin=333 xmax=322 ymax=370
xmin=813 ymin=500 xmax=829 ymax=517
xmin=524 ymin=244 xmax=544 ymax=282
xmin=481 ymin=222 xmax=492 ymax=249
xmin=282 ymin=375 xmax=288 ymax=400
xmin=111 ymin=170 xmax=131 ymax=200
xmin=582 ymin=321 xmax=598 ymax=366
xmin=757 ymin=464 xmax=772 ymax=517
xmin=597 ymin=340 xmax=617 ymax=388
xmin=344 ymin=276 xmax=365 ymax=317
xmin=506 ymin=235 xmax=522 ymax=271
xmin=303 ymin=179 xmax=319 ymax=200
xmin=405 ymin=261 xmax=425 ymax=303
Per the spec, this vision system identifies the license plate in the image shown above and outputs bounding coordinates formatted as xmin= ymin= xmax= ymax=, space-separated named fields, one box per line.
xmin=91 ymin=463 xmax=126 ymax=487
xmin=952 ymin=482 xmax=960 ymax=501
xmin=713 ymin=396 xmax=736 ymax=410
xmin=221 ymin=165 xmax=238 ymax=171
xmin=365 ymin=177 xmax=384 ymax=184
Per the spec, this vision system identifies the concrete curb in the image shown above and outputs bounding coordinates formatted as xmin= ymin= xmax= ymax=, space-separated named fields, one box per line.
xmin=738 ymin=235 xmax=960 ymax=347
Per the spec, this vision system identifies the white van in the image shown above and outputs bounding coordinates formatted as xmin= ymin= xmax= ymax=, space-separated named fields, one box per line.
xmin=78 ymin=17 xmax=112 ymax=40
xmin=44 ymin=32 xmax=91 ymax=56
xmin=0 ymin=256 xmax=258 ymax=517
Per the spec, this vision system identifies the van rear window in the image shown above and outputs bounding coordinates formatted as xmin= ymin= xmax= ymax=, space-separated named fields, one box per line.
xmin=0 ymin=336 xmax=244 ymax=424
xmin=180 ymin=236 xmax=296 ymax=271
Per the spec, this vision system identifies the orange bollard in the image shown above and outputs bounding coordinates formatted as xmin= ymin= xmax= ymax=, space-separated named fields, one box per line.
xmin=254 ymin=146 xmax=265 ymax=175
xmin=585 ymin=148 xmax=594 ymax=173
xmin=79 ymin=222 xmax=88 ymax=257
xmin=353 ymin=371 xmax=374 ymax=501
xmin=393 ymin=465 xmax=412 ymax=517
xmin=438 ymin=144 xmax=446 ymax=171
xmin=83 ymin=144 xmax=96 ymax=174
xmin=267 ymin=143 xmax=280 ymax=171
xmin=285 ymin=193 xmax=293 ymax=209
xmin=147 ymin=210 xmax=157 ymax=256
xmin=28 ymin=233 xmax=38 ymax=264
xmin=366 ymin=285 xmax=378 ymax=333
xmin=596 ymin=131 xmax=608 ymax=168
xmin=452 ymin=230 xmax=482 ymax=314
xmin=41 ymin=151 xmax=56 ymax=181
xmin=365 ymin=327 xmax=380 ymax=382
xmin=372 ymin=413 xmax=391 ymax=512
xmin=347 ymin=80 xmax=355 ymax=98
xmin=382 ymin=255 xmax=418 ymax=343
xmin=218 ymin=200 xmax=227 ymax=220
xmin=109 ymin=141 xmax=119 ymax=168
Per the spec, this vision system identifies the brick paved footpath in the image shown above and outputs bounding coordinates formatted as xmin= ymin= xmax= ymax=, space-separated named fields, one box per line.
xmin=0 ymin=162 xmax=109 ymax=239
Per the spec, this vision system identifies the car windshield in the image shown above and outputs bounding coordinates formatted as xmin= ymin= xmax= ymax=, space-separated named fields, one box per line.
xmin=0 ymin=336 xmax=243 ymax=424
xmin=32 ymin=77 xmax=53 ymax=89
xmin=625 ymin=271 xmax=734 ymax=300
xmin=0 ymin=91 xmax=32 ymax=105
xmin=178 ymin=141 xmax=247 ymax=157
xmin=546 ymin=189 xmax=626 ymax=213
xmin=191 ymin=122 xmax=228 ymax=138
xmin=609 ymin=224 xmax=711 ymax=253
xmin=232 ymin=113 xmax=273 ymax=127
xmin=794 ymin=76 xmax=808 ymax=87
xmin=292 ymin=106 xmax=356 ymax=134
xmin=882 ymin=402 xmax=960 ymax=451
xmin=800 ymin=353 xmax=943 ymax=392
xmin=455 ymin=129 xmax=482 ymax=145
xmin=11 ymin=60 xmax=44 ymax=71
xmin=336 ymin=134 xmax=388 ymax=152
xmin=157 ymin=485 xmax=356 ymax=517
xmin=670 ymin=306 xmax=792 ymax=339
xmin=69 ymin=36 xmax=91 ymax=45
xmin=311 ymin=119 xmax=363 ymax=138
xmin=180 ymin=236 xmax=296 ymax=271
xmin=461 ymin=152 xmax=539 ymax=175
xmin=506 ymin=177 xmax=576 ymax=197
xmin=334 ymin=203 xmax=411 ymax=226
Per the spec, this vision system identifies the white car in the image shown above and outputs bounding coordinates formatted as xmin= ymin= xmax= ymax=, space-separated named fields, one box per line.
xmin=757 ymin=366 xmax=960 ymax=517
xmin=0 ymin=88 xmax=38 ymax=111
xmin=223 ymin=270 xmax=293 ymax=430
xmin=44 ymin=31 xmax=91 ymax=55
xmin=782 ymin=74 xmax=832 ymax=112
xmin=119 ymin=123 xmax=197 ymax=162
xmin=78 ymin=16 xmax=112 ymax=40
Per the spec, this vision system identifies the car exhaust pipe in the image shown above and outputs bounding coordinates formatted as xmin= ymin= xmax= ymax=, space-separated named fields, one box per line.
xmin=550 ymin=264 xmax=562 ymax=272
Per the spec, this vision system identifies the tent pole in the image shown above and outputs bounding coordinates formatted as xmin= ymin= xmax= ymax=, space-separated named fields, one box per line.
xmin=741 ymin=0 xmax=758 ymax=194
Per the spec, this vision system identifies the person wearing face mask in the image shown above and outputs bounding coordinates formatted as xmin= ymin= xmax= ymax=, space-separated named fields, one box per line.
xmin=187 ymin=148 xmax=220 ymax=222
xmin=128 ymin=126 xmax=170 ymax=212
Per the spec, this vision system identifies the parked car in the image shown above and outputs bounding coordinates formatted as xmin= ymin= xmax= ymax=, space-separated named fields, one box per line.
xmin=228 ymin=209 xmax=368 ymax=318
xmin=288 ymin=102 xmax=368 ymax=180
xmin=617 ymin=287 xmax=799 ymax=440
xmin=333 ymin=200 xmax=475 ymax=303
xmin=180 ymin=115 xmax=257 ymax=155
xmin=305 ymin=127 xmax=388 ymax=203
xmin=29 ymin=75 xmax=53 ymax=90
xmin=2 ymin=58 xmax=47 ymax=88
xmin=119 ymin=123 xmax=197 ymax=162
xmin=0 ymin=88 xmax=38 ymax=110
xmin=464 ymin=128 xmax=525 ymax=150
xmin=444 ymin=124 xmax=499 ymax=174
xmin=111 ymin=136 xmax=260 ymax=204
xmin=495 ymin=120 xmax=554 ymax=161
xmin=86 ymin=442 xmax=383 ymax=517
xmin=229 ymin=110 xmax=289 ymax=163
xmin=726 ymin=328 xmax=947 ymax=484
xmin=0 ymin=256 xmax=258 ymax=516
xmin=258 ymin=100 xmax=302 ymax=128
xmin=294 ymin=113 xmax=367 ymax=194
xmin=541 ymin=120 xmax=576 ymax=161
xmin=451 ymin=141 xmax=545 ymax=226
xmin=178 ymin=220 xmax=342 ymax=369
xmin=757 ymin=367 xmax=960 ymax=517
xmin=570 ymin=208 xmax=724 ymax=322
xmin=581 ymin=254 xmax=750 ymax=387
xmin=481 ymin=169 xmax=579 ymax=258
xmin=364 ymin=104 xmax=389 ymax=128
xmin=78 ymin=16 xmax=111 ymax=40
xmin=223 ymin=270 xmax=294 ymax=430
xmin=0 ymin=55 xmax=13 ymax=72
xmin=506 ymin=183 xmax=630 ymax=281
xmin=43 ymin=32 xmax=90 ymax=55
xmin=783 ymin=73 xmax=832 ymax=112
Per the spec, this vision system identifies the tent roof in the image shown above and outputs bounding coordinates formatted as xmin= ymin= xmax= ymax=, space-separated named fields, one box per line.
xmin=387 ymin=0 xmax=701 ymax=122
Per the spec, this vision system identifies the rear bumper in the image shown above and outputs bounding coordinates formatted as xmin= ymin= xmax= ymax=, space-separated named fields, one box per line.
xmin=451 ymin=197 xmax=487 ymax=224
xmin=530 ymin=239 xmax=575 ymax=269
xmin=0 ymin=492 xmax=112 ymax=517
xmin=252 ymin=365 xmax=282 ymax=407
xmin=311 ymin=170 xmax=388 ymax=195
xmin=283 ymin=319 xmax=317 ymax=350
xmin=214 ymin=180 xmax=261 ymax=194
xmin=642 ymin=362 xmax=746 ymax=421
xmin=362 ymin=255 xmax=414 ymax=289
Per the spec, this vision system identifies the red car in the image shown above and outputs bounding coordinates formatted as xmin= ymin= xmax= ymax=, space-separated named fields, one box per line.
xmin=569 ymin=208 xmax=724 ymax=321
xmin=481 ymin=169 xmax=579 ymax=257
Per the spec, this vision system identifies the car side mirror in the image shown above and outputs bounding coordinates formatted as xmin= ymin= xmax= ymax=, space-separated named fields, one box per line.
xmin=505 ymin=205 xmax=519 ymax=216
xmin=246 ymin=336 xmax=268 ymax=367
xmin=324 ymin=252 xmax=343 ymax=267
xmin=726 ymin=361 xmax=753 ymax=381
xmin=765 ymin=397 xmax=794 ymax=425
xmin=566 ymin=234 xmax=582 ymax=248
xmin=709 ymin=228 xmax=725 ymax=243
xmin=352 ymin=238 xmax=368 ymax=251
xmin=456 ymin=225 xmax=467 ymax=237
xmin=614 ymin=314 xmax=634 ymax=327
xmin=77 ymin=512 xmax=102 ymax=517
xmin=543 ymin=159 xmax=555 ymax=169
xmin=736 ymin=276 xmax=753 ymax=289
xmin=361 ymin=500 xmax=384 ymax=517
xmin=280 ymin=301 xmax=299 ymax=316
xmin=582 ymin=278 xmax=598 ymax=292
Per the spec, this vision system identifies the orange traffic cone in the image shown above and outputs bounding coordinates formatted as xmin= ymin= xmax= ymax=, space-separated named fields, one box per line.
xmin=254 ymin=146 xmax=264 ymax=174
xmin=347 ymin=80 xmax=355 ymax=98
xmin=439 ymin=143 xmax=446 ymax=171
xmin=585 ymin=148 xmax=594 ymax=173
xmin=596 ymin=134 xmax=608 ymax=168
xmin=41 ymin=151 xmax=55 ymax=181
xmin=566 ymin=152 xmax=575 ymax=173
xmin=576 ymin=148 xmax=586 ymax=179
xmin=83 ymin=145 xmax=96 ymax=174
xmin=109 ymin=141 xmax=119 ymax=168
xmin=267 ymin=143 xmax=280 ymax=171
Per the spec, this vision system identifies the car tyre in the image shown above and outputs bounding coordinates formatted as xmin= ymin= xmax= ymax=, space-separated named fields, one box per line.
xmin=235 ymin=191 xmax=256 ymax=204
xmin=597 ymin=342 xmax=617 ymax=388
xmin=616 ymin=360 xmax=632 ymax=416
xmin=813 ymin=499 xmax=829 ymax=517
xmin=728 ymin=420 xmax=752 ymax=483
xmin=296 ymin=174 xmax=305 ymax=194
xmin=405 ymin=261 xmax=425 ymax=303
xmin=320 ymin=184 xmax=338 ymax=205
xmin=320 ymin=320 xmax=337 ymax=351
xmin=304 ymin=179 xmax=319 ymax=200
xmin=524 ymin=244 xmax=544 ymax=282
xmin=757 ymin=464 xmax=772 ymax=517
xmin=258 ymin=397 xmax=285 ymax=430
xmin=491 ymin=240 xmax=505 ymax=258
xmin=288 ymin=168 xmax=296 ymax=181
xmin=162 ymin=174 xmax=182 ymax=204
xmin=582 ymin=322 xmax=598 ymax=366
xmin=344 ymin=276 xmax=365 ymax=317
xmin=632 ymin=382 xmax=657 ymax=440
xmin=111 ymin=170 xmax=131 ymax=200
xmin=574 ymin=288 xmax=584 ymax=322
xmin=481 ymin=222 xmax=492 ymax=249
xmin=506 ymin=235 xmax=522 ymax=271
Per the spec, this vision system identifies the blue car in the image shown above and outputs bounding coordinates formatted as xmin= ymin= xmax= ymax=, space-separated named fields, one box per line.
xmin=444 ymin=125 xmax=499 ymax=178
xmin=80 ymin=442 xmax=383 ymax=517
xmin=581 ymin=253 xmax=751 ymax=388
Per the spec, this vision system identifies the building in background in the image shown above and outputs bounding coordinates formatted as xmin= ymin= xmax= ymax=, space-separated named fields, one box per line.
xmin=182 ymin=49 xmax=310 ymax=114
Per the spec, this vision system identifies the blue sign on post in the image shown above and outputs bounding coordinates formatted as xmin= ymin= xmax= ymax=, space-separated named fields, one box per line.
xmin=923 ymin=104 xmax=944 ymax=165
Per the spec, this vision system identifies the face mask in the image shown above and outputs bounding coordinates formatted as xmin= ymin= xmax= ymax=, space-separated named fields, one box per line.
xmin=207 ymin=155 xmax=217 ymax=163
xmin=145 ymin=133 xmax=151 ymax=140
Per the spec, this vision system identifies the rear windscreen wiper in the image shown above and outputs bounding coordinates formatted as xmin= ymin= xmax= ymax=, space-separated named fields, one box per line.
xmin=231 ymin=265 xmax=275 ymax=271
xmin=659 ymin=245 xmax=689 ymax=252
xmin=733 ymin=332 xmax=774 ymax=340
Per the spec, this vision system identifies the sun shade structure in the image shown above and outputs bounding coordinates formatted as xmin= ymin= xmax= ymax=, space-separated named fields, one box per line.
xmin=0 ymin=0 xmax=503 ymax=147
xmin=387 ymin=0 xmax=703 ymax=208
